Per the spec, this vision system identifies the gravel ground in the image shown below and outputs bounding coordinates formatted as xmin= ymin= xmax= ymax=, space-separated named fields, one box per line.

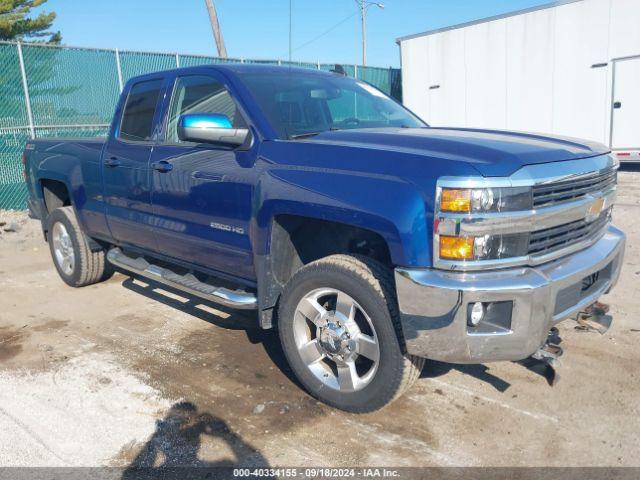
xmin=0 ymin=171 xmax=639 ymax=468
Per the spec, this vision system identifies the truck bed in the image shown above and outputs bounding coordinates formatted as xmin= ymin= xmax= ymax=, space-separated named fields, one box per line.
xmin=27 ymin=137 xmax=106 ymax=175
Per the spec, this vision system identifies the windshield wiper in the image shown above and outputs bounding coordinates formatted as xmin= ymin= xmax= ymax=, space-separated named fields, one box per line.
xmin=289 ymin=127 xmax=341 ymax=140
xmin=290 ymin=131 xmax=323 ymax=140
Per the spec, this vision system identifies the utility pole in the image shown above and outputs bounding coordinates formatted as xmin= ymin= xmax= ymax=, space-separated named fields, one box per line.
xmin=355 ymin=0 xmax=384 ymax=66
xmin=205 ymin=0 xmax=228 ymax=58
xmin=359 ymin=0 xmax=366 ymax=66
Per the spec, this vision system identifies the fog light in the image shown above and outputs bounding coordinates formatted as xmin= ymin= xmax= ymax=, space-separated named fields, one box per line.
xmin=467 ymin=301 xmax=513 ymax=334
xmin=469 ymin=302 xmax=484 ymax=326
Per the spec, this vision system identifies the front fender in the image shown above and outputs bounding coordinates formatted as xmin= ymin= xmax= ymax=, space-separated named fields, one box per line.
xmin=252 ymin=166 xmax=431 ymax=267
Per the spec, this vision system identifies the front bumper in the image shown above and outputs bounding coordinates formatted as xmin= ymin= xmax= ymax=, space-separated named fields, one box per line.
xmin=395 ymin=225 xmax=626 ymax=363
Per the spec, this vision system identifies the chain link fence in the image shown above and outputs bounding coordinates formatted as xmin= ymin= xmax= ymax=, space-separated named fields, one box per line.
xmin=0 ymin=41 xmax=402 ymax=210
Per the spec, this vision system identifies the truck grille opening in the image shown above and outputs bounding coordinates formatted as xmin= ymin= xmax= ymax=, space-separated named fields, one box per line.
xmin=533 ymin=169 xmax=617 ymax=208
xmin=528 ymin=208 xmax=611 ymax=257
xmin=553 ymin=262 xmax=613 ymax=316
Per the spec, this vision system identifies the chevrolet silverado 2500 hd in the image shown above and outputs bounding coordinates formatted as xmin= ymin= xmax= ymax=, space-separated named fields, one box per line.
xmin=24 ymin=64 xmax=626 ymax=412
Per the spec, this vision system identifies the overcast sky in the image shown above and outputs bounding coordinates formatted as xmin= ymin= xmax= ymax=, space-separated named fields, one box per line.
xmin=38 ymin=0 xmax=552 ymax=67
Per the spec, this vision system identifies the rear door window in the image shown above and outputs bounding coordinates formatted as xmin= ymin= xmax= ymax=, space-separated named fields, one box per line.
xmin=119 ymin=79 xmax=164 ymax=142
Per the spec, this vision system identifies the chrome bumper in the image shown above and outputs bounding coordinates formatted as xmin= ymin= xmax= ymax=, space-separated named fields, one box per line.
xmin=395 ymin=225 xmax=626 ymax=363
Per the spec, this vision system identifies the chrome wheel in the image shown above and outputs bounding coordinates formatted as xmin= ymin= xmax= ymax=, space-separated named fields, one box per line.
xmin=293 ymin=288 xmax=380 ymax=392
xmin=51 ymin=222 xmax=75 ymax=276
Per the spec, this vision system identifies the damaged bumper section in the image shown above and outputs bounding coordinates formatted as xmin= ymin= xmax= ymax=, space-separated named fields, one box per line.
xmin=395 ymin=225 xmax=626 ymax=363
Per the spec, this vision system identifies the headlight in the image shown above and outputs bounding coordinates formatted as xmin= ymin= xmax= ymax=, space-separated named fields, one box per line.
xmin=471 ymin=233 xmax=529 ymax=260
xmin=437 ymin=185 xmax=533 ymax=263
xmin=439 ymin=233 xmax=529 ymax=260
xmin=439 ymin=233 xmax=529 ymax=261
xmin=439 ymin=187 xmax=532 ymax=213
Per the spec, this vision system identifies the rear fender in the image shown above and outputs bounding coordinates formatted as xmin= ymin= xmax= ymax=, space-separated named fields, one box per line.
xmin=32 ymin=153 xmax=87 ymax=234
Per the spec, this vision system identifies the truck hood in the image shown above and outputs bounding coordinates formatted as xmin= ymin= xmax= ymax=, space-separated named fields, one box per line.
xmin=304 ymin=127 xmax=610 ymax=177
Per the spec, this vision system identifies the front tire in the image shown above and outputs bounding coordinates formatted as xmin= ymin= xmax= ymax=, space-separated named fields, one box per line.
xmin=47 ymin=206 xmax=112 ymax=287
xmin=278 ymin=254 xmax=424 ymax=412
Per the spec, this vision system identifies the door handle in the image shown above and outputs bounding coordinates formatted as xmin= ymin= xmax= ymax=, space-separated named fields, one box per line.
xmin=152 ymin=160 xmax=173 ymax=173
xmin=104 ymin=157 xmax=121 ymax=167
xmin=613 ymin=101 xmax=622 ymax=109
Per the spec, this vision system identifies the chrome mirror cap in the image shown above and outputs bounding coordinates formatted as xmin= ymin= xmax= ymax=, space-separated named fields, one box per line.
xmin=177 ymin=113 xmax=249 ymax=147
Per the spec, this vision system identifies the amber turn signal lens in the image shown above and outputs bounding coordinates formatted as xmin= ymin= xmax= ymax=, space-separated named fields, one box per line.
xmin=439 ymin=236 xmax=475 ymax=260
xmin=440 ymin=189 xmax=471 ymax=213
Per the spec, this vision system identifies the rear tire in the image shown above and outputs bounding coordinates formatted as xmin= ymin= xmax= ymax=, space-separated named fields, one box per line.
xmin=46 ymin=206 xmax=113 ymax=287
xmin=278 ymin=254 xmax=424 ymax=413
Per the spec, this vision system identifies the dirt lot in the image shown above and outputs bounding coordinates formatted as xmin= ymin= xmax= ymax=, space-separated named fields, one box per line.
xmin=0 ymin=171 xmax=639 ymax=469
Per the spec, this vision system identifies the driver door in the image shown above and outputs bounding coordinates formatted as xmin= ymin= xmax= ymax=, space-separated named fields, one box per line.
xmin=149 ymin=73 xmax=255 ymax=280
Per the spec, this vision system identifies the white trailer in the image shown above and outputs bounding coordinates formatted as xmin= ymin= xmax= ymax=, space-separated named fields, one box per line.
xmin=397 ymin=0 xmax=640 ymax=162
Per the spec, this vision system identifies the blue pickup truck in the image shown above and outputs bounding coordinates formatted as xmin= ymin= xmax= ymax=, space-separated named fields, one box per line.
xmin=24 ymin=64 xmax=625 ymax=412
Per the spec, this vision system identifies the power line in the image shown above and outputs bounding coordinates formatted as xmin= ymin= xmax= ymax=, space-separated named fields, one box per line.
xmin=288 ymin=11 xmax=359 ymax=56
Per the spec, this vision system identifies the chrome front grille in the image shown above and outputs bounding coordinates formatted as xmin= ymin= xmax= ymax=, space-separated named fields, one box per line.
xmin=533 ymin=169 xmax=617 ymax=208
xmin=529 ymin=208 xmax=611 ymax=256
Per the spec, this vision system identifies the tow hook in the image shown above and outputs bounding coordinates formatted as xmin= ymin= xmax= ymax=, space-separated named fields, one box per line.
xmin=531 ymin=327 xmax=563 ymax=386
xmin=575 ymin=301 xmax=612 ymax=334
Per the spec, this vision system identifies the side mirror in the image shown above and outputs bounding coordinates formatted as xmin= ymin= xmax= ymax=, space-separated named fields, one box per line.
xmin=177 ymin=113 xmax=249 ymax=147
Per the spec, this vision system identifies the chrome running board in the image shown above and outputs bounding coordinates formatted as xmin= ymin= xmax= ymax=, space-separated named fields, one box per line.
xmin=106 ymin=248 xmax=257 ymax=310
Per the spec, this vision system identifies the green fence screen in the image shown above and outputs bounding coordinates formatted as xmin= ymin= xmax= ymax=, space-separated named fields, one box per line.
xmin=0 ymin=41 xmax=401 ymax=210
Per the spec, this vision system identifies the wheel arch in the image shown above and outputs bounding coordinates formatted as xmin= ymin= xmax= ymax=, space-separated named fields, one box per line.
xmin=37 ymin=177 xmax=76 ymax=240
xmin=41 ymin=178 xmax=72 ymax=214
xmin=255 ymin=212 xmax=402 ymax=329
xmin=37 ymin=177 xmax=103 ymax=252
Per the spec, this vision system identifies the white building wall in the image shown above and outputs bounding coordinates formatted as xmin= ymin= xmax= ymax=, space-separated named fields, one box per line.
xmin=399 ymin=0 xmax=640 ymax=147
xmin=505 ymin=8 xmax=556 ymax=134
xmin=464 ymin=19 xmax=507 ymax=130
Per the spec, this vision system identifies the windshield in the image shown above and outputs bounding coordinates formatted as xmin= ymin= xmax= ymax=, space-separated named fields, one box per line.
xmin=237 ymin=71 xmax=426 ymax=139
